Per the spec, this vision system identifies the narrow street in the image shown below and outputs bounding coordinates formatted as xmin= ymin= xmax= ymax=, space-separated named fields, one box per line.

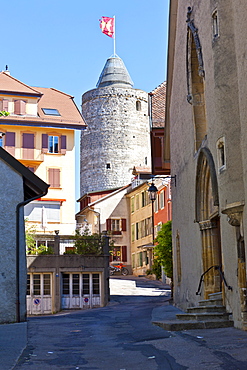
xmin=13 ymin=276 xmax=247 ymax=370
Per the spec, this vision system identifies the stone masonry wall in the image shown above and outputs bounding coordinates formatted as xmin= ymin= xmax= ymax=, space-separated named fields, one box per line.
xmin=80 ymin=86 xmax=151 ymax=195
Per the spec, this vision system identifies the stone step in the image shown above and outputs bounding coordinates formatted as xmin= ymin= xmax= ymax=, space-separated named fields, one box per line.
xmin=153 ymin=319 xmax=234 ymax=331
xmin=199 ymin=298 xmax=223 ymax=307
xmin=176 ymin=312 xmax=231 ymax=321
xmin=187 ymin=305 xmax=226 ymax=314
xmin=208 ymin=292 xmax=222 ymax=300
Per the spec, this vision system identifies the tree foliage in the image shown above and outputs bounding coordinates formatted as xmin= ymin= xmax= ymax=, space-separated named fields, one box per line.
xmin=0 ymin=111 xmax=10 ymax=116
xmin=154 ymin=221 xmax=173 ymax=279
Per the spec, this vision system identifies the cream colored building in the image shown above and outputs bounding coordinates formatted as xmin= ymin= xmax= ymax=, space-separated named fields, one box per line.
xmin=165 ymin=0 xmax=247 ymax=329
xmin=127 ymin=182 xmax=153 ymax=276
xmin=76 ymin=185 xmax=132 ymax=271
xmin=0 ymin=71 xmax=86 ymax=239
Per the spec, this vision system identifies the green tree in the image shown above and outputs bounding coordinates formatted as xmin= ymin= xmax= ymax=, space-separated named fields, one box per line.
xmin=0 ymin=111 xmax=10 ymax=116
xmin=73 ymin=228 xmax=103 ymax=255
xmin=25 ymin=220 xmax=53 ymax=255
xmin=154 ymin=221 xmax=173 ymax=280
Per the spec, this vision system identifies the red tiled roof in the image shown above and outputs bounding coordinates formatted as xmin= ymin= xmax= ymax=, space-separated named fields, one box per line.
xmin=150 ymin=81 xmax=166 ymax=128
xmin=36 ymin=87 xmax=85 ymax=126
xmin=0 ymin=72 xmax=86 ymax=129
xmin=0 ymin=72 xmax=41 ymax=96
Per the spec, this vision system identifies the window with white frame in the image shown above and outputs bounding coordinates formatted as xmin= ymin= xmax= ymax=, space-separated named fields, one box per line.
xmin=159 ymin=191 xmax=164 ymax=209
xmin=111 ymin=219 xmax=120 ymax=231
xmin=154 ymin=195 xmax=159 ymax=212
xmin=48 ymin=135 xmax=59 ymax=153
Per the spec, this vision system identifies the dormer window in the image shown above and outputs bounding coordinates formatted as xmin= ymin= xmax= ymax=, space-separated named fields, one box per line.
xmin=14 ymin=100 xmax=26 ymax=115
xmin=42 ymin=108 xmax=60 ymax=116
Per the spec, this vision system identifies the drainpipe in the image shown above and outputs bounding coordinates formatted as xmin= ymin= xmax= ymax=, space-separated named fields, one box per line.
xmin=16 ymin=190 xmax=48 ymax=323
xmin=148 ymin=92 xmax=154 ymax=175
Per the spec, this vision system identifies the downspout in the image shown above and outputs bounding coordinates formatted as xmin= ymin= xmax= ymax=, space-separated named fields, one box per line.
xmin=16 ymin=190 xmax=48 ymax=323
xmin=148 ymin=92 xmax=154 ymax=175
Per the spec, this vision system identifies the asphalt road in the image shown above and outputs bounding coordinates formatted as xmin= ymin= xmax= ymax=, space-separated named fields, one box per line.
xmin=13 ymin=276 xmax=247 ymax=370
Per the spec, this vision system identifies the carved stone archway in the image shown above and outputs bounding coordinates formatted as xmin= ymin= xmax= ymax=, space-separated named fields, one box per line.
xmin=196 ymin=148 xmax=222 ymax=298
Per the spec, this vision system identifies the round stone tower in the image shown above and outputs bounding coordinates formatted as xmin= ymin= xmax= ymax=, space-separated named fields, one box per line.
xmin=80 ymin=56 xmax=151 ymax=195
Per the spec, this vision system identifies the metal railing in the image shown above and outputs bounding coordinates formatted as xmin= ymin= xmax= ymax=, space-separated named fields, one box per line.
xmin=196 ymin=264 xmax=232 ymax=295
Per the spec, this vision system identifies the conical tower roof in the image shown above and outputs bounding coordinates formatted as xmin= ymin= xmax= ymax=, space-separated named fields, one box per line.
xmin=96 ymin=56 xmax=134 ymax=88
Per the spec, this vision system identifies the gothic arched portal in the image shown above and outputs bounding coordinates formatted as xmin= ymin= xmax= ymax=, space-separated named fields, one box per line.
xmin=196 ymin=148 xmax=222 ymax=298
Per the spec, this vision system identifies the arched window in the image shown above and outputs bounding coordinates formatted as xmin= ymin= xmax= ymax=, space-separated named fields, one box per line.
xmin=186 ymin=7 xmax=207 ymax=151
xmin=136 ymin=101 xmax=141 ymax=111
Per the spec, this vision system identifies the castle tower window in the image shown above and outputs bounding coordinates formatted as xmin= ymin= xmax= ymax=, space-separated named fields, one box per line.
xmin=106 ymin=163 xmax=111 ymax=169
xmin=136 ymin=101 xmax=141 ymax=111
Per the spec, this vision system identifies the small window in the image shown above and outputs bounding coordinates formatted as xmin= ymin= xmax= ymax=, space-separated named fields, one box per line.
xmin=33 ymin=274 xmax=41 ymax=295
xmin=49 ymin=136 xmax=59 ymax=153
xmin=43 ymin=274 xmax=51 ymax=295
xmin=111 ymin=219 xmax=120 ymax=231
xmin=42 ymin=108 xmax=61 ymax=116
xmin=62 ymin=274 xmax=70 ymax=295
xmin=131 ymin=197 xmax=135 ymax=213
xmin=132 ymin=253 xmax=135 ymax=268
xmin=82 ymin=274 xmax=90 ymax=295
xmin=48 ymin=168 xmax=61 ymax=187
xmin=131 ymin=224 xmax=135 ymax=242
xmin=154 ymin=196 xmax=159 ymax=212
xmin=0 ymin=136 xmax=3 ymax=147
xmin=14 ymin=100 xmax=26 ymax=115
xmin=136 ymin=101 xmax=141 ymax=111
xmin=212 ymin=10 xmax=219 ymax=39
xmin=136 ymin=194 xmax=140 ymax=210
xmin=72 ymin=274 xmax=80 ymax=295
xmin=27 ymin=275 xmax=30 ymax=296
xmin=106 ymin=163 xmax=111 ymax=169
xmin=92 ymin=274 xmax=100 ymax=295
xmin=217 ymin=137 xmax=226 ymax=172
xmin=159 ymin=191 xmax=164 ymax=209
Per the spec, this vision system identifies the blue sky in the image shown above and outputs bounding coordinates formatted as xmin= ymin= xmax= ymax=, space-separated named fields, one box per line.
xmin=3 ymin=0 xmax=169 ymax=203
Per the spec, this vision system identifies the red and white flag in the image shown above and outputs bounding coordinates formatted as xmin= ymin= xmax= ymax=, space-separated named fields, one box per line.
xmin=100 ymin=16 xmax=114 ymax=38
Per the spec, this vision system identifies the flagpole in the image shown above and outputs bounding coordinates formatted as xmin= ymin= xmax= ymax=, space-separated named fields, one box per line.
xmin=113 ymin=15 xmax=116 ymax=56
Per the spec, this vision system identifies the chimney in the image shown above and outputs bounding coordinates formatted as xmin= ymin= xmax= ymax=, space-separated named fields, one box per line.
xmin=4 ymin=65 xmax=10 ymax=75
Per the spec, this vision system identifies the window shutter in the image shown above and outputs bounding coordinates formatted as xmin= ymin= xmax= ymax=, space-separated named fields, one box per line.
xmin=106 ymin=219 xmax=111 ymax=231
xmin=60 ymin=135 xmax=67 ymax=154
xmin=2 ymin=99 xmax=9 ymax=111
xmin=48 ymin=168 xmax=61 ymax=188
xmin=5 ymin=132 xmax=15 ymax=155
xmin=122 ymin=246 xmax=127 ymax=262
xmin=23 ymin=133 xmax=34 ymax=149
xmin=5 ymin=132 xmax=15 ymax=146
xmin=121 ymin=218 xmax=127 ymax=231
xmin=14 ymin=100 xmax=26 ymax=115
xmin=42 ymin=134 xmax=48 ymax=153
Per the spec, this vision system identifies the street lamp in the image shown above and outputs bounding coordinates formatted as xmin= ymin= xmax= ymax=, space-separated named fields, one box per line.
xmin=148 ymin=182 xmax=158 ymax=201
xmin=148 ymin=182 xmax=158 ymax=269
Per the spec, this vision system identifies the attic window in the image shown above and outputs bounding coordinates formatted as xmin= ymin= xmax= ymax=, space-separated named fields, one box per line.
xmin=42 ymin=108 xmax=60 ymax=116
